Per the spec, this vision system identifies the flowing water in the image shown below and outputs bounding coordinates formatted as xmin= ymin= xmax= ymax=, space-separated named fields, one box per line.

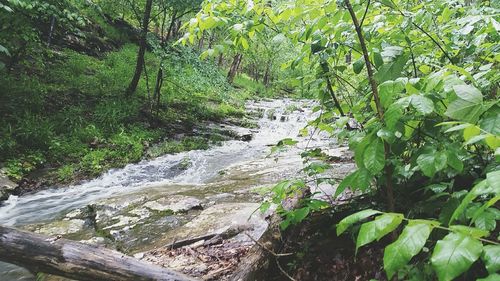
xmin=0 ymin=99 xmax=341 ymax=280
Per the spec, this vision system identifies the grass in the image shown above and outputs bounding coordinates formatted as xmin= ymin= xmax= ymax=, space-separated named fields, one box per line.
xmin=0 ymin=43 xmax=248 ymax=185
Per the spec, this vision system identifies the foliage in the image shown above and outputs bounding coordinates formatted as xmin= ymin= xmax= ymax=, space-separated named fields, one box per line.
xmin=185 ymin=0 xmax=499 ymax=279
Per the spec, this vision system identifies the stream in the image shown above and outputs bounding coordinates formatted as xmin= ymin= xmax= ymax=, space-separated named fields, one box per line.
xmin=0 ymin=99 xmax=349 ymax=280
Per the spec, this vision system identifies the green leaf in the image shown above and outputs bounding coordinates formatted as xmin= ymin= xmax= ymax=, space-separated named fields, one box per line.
xmin=385 ymin=105 xmax=403 ymax=129
xmin=353 ymin=58 xmax=364 ymax=74
xmin=0 ymin=45 xmax=10 ymax=56
xmin=411 ymin=95 xmax=434 ymax=115
xmin=473 ymin=211 xmax=496 ymax=231
xmin=240 ymin=37 xmax=249 ymax=50
xmin=435 ymin=152 xmax=448 ymax=172
xmin=431 ymin=232 xmax=483 ymax=281
xmin=384 ymin=221 xmax=434 ymax=279
xmin=363 ymin=138 xmax=385 ymax=174
xmin=356 ymin=213 xmax=403 ymax=251
xmin=449 ymin=225 xmax=490 ymax=239
xmin=335 ymin=168 xmax=372 ymax=196
xmin=379 ymin=80 xmax=405 ymax=109
xmin=453 ymin=85 xmax=482 ymax=103
xmin=482 ymin=245 xmax=500 ymax=274
xmin=337 ymin=209 xmax=381 ymax=235
xmin=463 ymin=126 xmax=481 ymax=141
xmin=450 ymin=179 xmax=493 ymax=223
xmin=373 ymin=51 xmax=383 ymax=68
xmin=445 ymin=99 xmax=484 ymax=123
xmin=486 ymin=171 xmax=500 ymax=193
xmin=417 ymin=153 xmax=437 ymax=177
xmin=479 ymin=114 xmax=500 ymax=136
xmin=375 ymin=54 xmax=408 ymax=83
xmin=446 ymin=150 xmax=463 ymax=172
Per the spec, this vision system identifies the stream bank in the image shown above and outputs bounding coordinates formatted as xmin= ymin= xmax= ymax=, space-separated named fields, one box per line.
xmin=0 ymin=99 xmax=354 ymax=281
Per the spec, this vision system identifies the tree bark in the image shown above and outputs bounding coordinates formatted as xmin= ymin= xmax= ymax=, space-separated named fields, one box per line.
xmin=0 ymin=225 xmax=195 ymax=281
xmin=126 ymin=0 xmax=154 ymax=95
xmin=227 ymin=53 xmax=242 ymax=83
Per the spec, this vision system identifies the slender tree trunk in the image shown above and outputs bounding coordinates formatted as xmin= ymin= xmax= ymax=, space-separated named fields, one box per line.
xmin=227 ymin=53 xmax=242 ymax=83
xmin=198 ymin=31 xmax=205 ymax=50
xmin=47 ymin=16 xmax=56 ymax=46
xmin=126 ymin=0 xmax=153 ymax=95
xmin=344 ymin=0 xmax=395 ymax=212
xmin=218 ymin=53 xmax=224 ymax=67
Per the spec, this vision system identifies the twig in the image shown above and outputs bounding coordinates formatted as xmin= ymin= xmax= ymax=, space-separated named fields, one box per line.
xmin=244 ymin=233 xmax=293 ymax=257
xmin=275 ymin=258 xmax=297 ymax=281
xmin=360 ymin=0 xmax=371 ymax=28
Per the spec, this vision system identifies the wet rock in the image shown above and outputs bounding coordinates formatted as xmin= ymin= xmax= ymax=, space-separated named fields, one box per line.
xmin=128 ymin=207 xmax=152 ymax=220
xmin=80 ymin=237 xmax=109 ymax=247
xmin=103 ymin=215 xmax=140 ymax=230
xmin=34 ymin=219 xmax=86 ymax=236
xmin=164 ymin=203 xmax=268 ymax=244
xmin=0 ymin=172 xmax=18 ymax=201
xmin=144 ymin=195 xmax=202 ymax=213
xmin=239 ymin=133 xmax=253 ymax=142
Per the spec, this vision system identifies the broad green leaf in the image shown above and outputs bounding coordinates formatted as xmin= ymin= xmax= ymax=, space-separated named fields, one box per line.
xmin=482 ymin=245 xmax=500 ymax=274
xmin=337 ymin=209 xmax=381 ymax=235
xmin=450 ymin=180 xmax=492 ymax=223
xmin=435 ymin=151 xmax=448 ymax=172
xmin=445 ymin=98 xmax=484 ymax=123
xmin=463 ymin=126 xmax=481 ymax=141
xmin=379 ymin=80 xmax=405 ymax=109
xmin=485 ymin=135 xmax=500 ymax=149
xmin=356 ymin=213 xmax=403 ymax=251
xmin=383 ymin=221 xmax=434 ymax=279
xmin=374 ymin=54 xmax=408 ymax=83
xmin=417 ymin=153 xmax=437 ymax=177
xmin=473 ymin=211 xmax=496 ymax=231
xmin=240 ymin=37 xmax=249 ymax=49
xmin=335 ymin=168 xmax=372 ymax=197
xmin=453 ymin=85 xmax=482 ymax=103
xmin=431 ymin=232 xmax=483 ymax=281
xmin=354 ymin=134 xmax=372 ymax=168
xmin=411 ymin=95 xmax=434 ymax=115
xmin=373 ymin=51 xmax=383 ymax=68
xmin=486 ymin=171 xmax=500 ymax=193
xmin=363 ymin=138 xmax=385 ymax=174
xmin=446 ymin=150 xmax=463 ymax=172
xmin=384 ymin=105 xmax=403 ymax=129
xmin=353 ymin=58 xmax=364 ymax=74
xmin=479 ymin=114 xmax=500 ymax=135
xmin=449 ymin=225 xmax=490 ymax=239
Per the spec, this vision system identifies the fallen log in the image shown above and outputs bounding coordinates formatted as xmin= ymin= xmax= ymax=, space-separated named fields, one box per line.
xmin=0 ymin=225 xmax=196 ymax=281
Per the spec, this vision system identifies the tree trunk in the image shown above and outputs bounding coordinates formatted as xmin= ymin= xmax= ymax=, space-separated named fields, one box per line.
xmin=47 ymin=16 xmax=56 ymax=47
xmin=218 ymin=53 xmax=224 ymax=67
xmin=198 ymin=31 xmax=205 ymax=50
xmin=126 ymin=0 xmax=154 ymax=95
xmin=227 ymin=54 xmax=242 ymax=83
xmin=0 ymin=225 xmax=194 ymax=281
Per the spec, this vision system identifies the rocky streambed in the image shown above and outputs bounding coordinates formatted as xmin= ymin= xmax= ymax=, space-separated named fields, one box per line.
xmin=0 ymin=99 xmax=355 ymax=280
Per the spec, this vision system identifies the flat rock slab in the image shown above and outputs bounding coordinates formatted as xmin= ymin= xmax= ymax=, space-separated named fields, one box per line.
xmin=144 ymin=196 xmax=202 ymax=213
xmin=165 ymin=202 xmax=268 ymax=243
